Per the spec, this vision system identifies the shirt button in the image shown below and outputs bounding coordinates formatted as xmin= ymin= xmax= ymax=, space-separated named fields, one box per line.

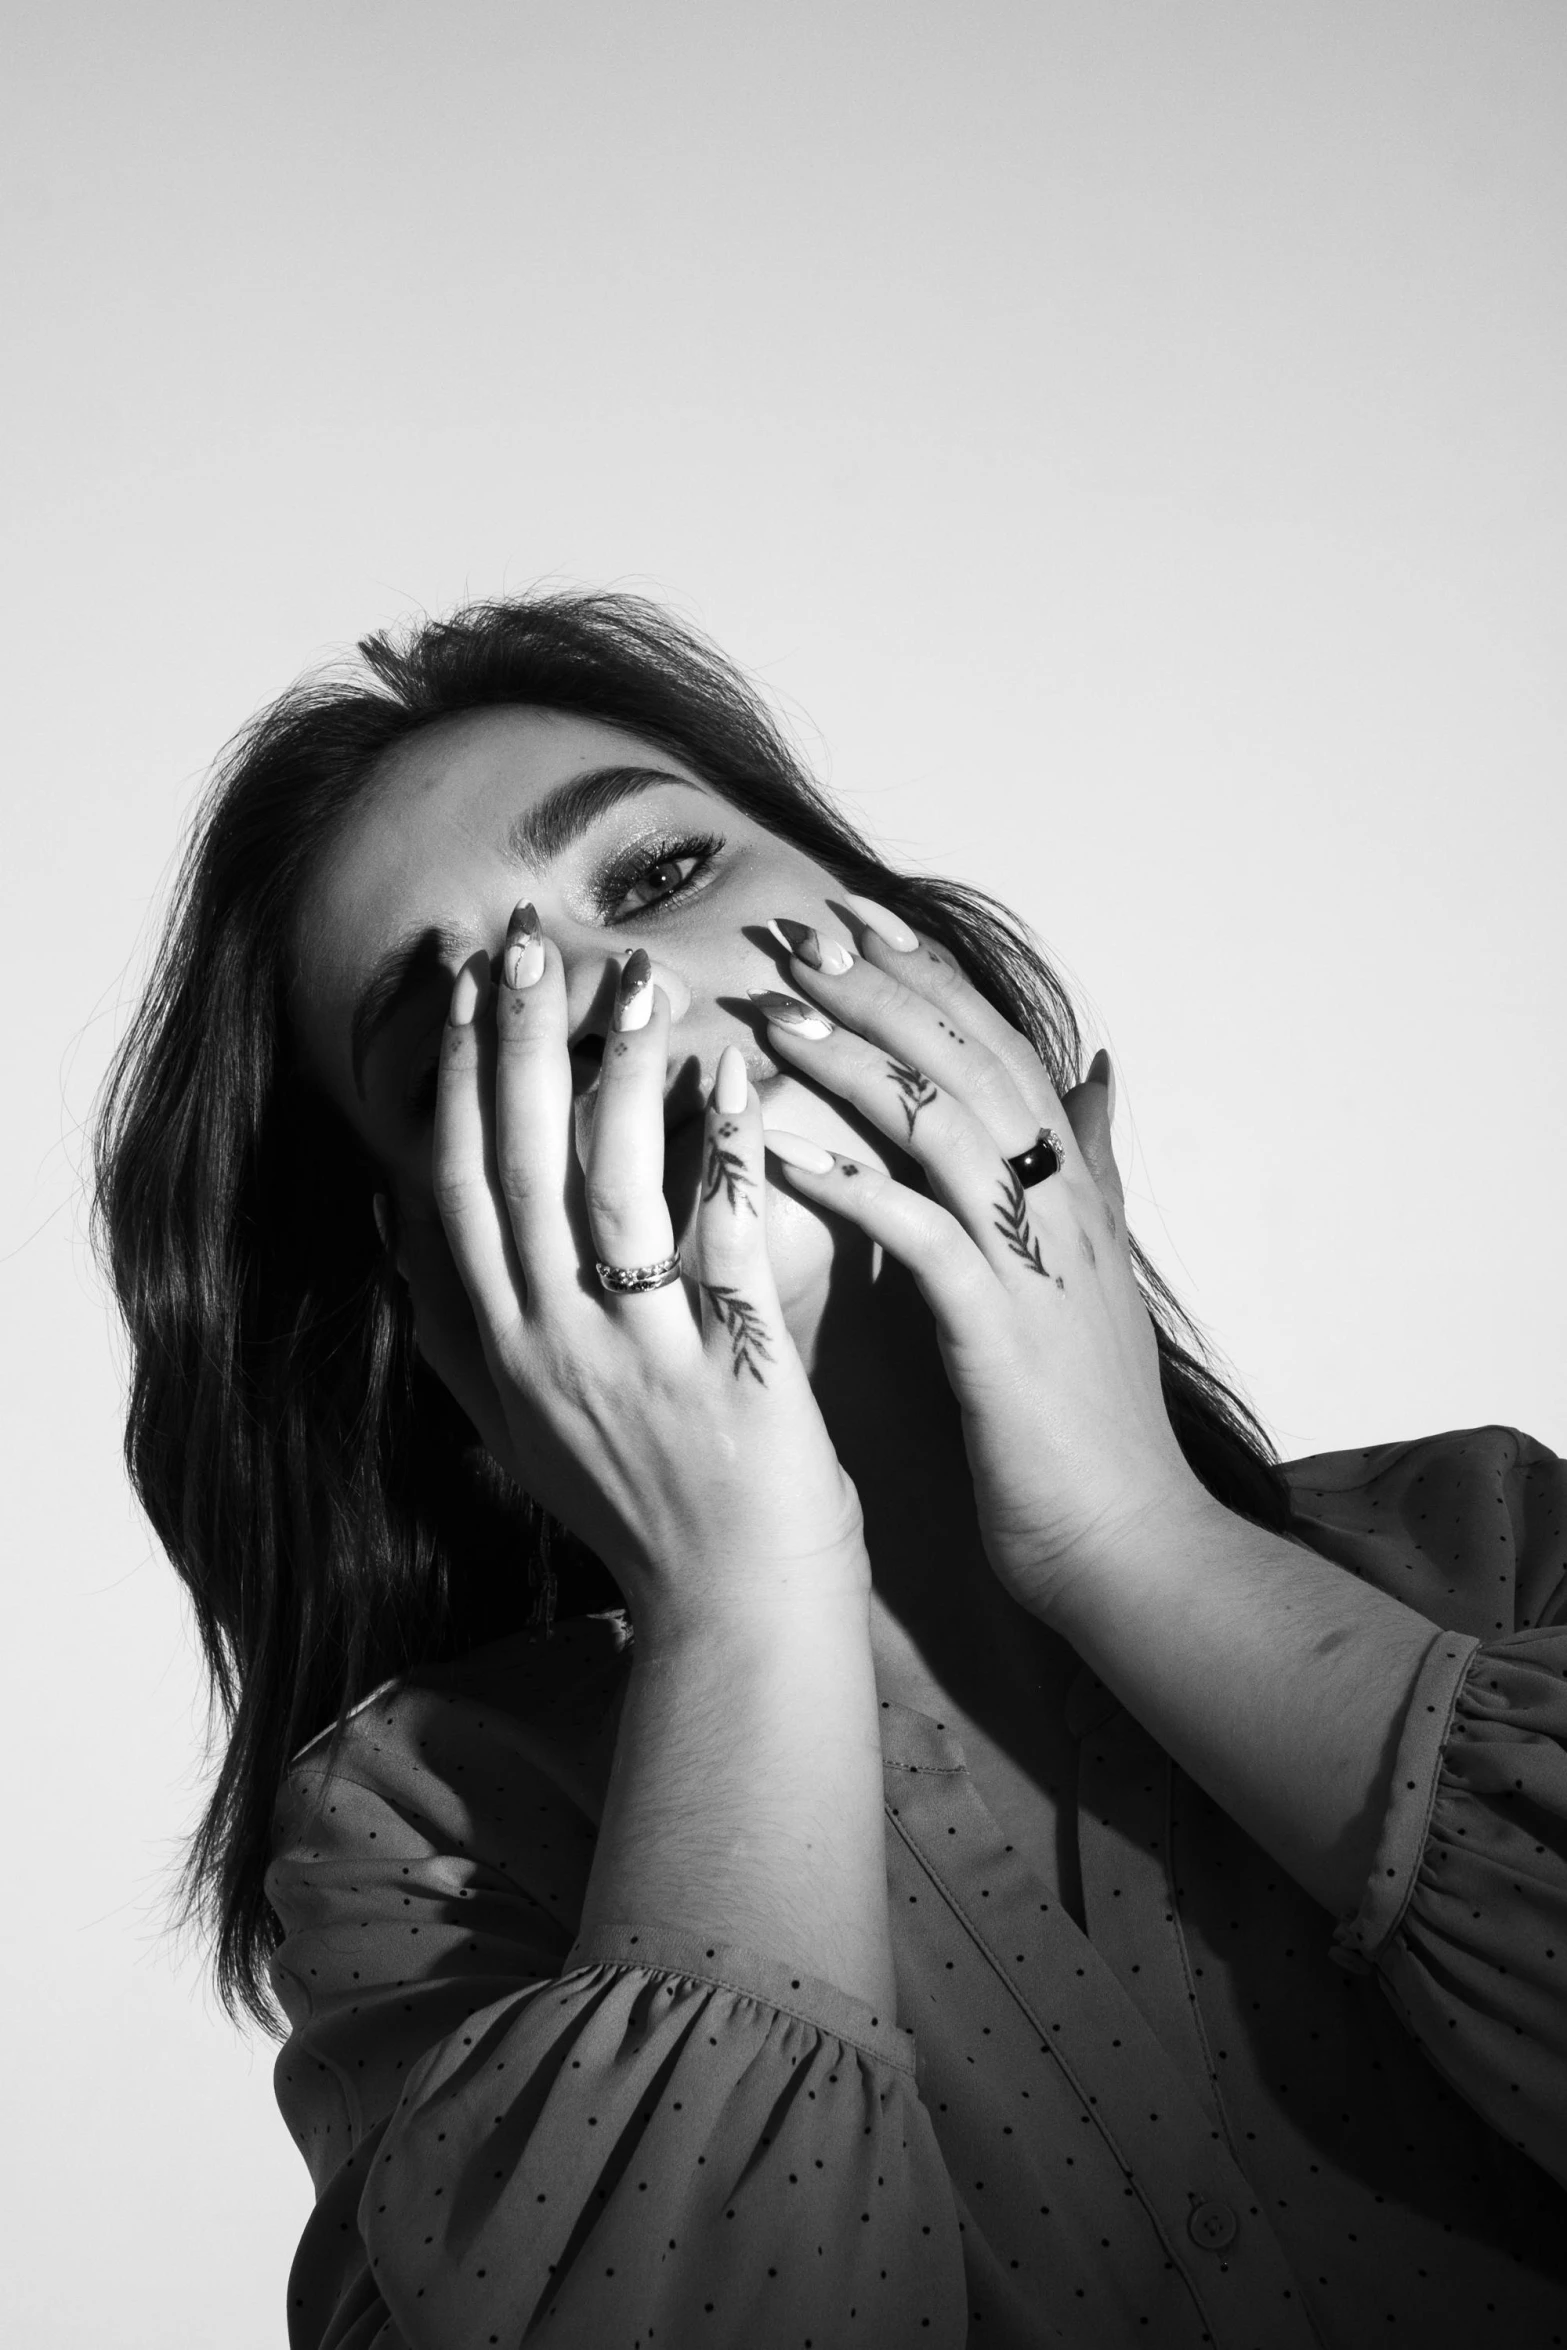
xmin=1187 ymin=2199 xmax=1239 ymax=2251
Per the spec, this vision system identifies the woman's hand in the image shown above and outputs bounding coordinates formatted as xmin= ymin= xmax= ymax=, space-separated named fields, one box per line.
xmin=754 ymin=904 xmax=1442 ymax=1919
xmin=391 ymin=912 xmax=868 ymax=1648
xmin=751 ymin=904 xmax=1209 ymax=1622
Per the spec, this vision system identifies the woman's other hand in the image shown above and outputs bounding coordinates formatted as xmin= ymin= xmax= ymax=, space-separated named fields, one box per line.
xmin=755 ymin=901 xmax=1438 ymax=1918
xmin=752 ymin=904 xmax=1202 ymax=1621
xmin=393 ymin=909 xmax=868 ymax=1648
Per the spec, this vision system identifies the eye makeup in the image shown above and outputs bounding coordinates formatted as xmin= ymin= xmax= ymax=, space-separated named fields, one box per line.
xmin=592 ymin=828 xmax=727 ymax=921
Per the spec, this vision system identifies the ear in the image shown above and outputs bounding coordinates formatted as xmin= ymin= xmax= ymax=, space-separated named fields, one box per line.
xmin=1061 ymin=1050 xmax=1126 ymax=1230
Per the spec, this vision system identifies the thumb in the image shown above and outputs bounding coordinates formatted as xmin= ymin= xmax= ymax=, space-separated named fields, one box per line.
xmin=1061 ymin=1050 xmax=1126 ymax=1228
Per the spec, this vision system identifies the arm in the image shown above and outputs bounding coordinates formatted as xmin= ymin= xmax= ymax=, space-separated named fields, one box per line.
xmin=274 ymin=941 xmax=966 ymax=2346
xmin=406 ymin=942 xmax=898 ymax=2013
xmin=578 ymin=1586 xmax=897 ymax=2013
xmin=1035 ymin=1493 xmax=1435 ymax=1915
xmin=753 ymin=909 xmax=1567 ymax=2181
xmin=744 ymin=909 xmax=1494 ymax=1925
xmin=270 ymin=1680 xmax=960 ymax=2350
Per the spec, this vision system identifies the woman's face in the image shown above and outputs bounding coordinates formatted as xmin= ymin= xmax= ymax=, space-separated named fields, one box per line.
xmin=291 ymin=706 xmax=894 ymax=1313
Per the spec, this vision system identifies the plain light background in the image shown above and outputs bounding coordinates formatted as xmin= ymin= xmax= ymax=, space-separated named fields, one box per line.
xmin=2 ymin=5 xmax=1562 ymax=2341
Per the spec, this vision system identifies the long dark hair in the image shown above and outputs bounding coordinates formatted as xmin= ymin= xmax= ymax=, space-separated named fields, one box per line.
xmin=94 ymin=590 xmax=1291 ymax=2029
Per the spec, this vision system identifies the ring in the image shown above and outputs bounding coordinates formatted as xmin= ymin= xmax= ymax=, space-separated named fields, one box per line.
xmin=595 ymin=1252 xmax=683 ymax=1294
xmin=1005 ymin=1128 xmax=1066 ymax=1189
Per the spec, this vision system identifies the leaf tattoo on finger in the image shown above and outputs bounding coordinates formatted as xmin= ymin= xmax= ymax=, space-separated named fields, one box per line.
xmin=702 ymin=1124 xmax=757 ymax=1216
xmin=886 ymin=1056 xmax=938 ymax=1138
xmin=702 ymin=1284 xmax=775 ymax=1384
xmin=994 ymin=1163 xmax=1065 ymax=1289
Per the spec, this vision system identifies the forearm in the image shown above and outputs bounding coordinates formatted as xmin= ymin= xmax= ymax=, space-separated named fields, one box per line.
xmin=577 ymin=1580 xmax=898 ymax=2013
xmin=1038 ymin=1497 xmax=1438 ymax=1916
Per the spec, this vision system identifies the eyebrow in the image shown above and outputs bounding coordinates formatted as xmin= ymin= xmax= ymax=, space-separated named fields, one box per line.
xmin=505 ymin=763 xmax=694 ymax=868
xmin=349 ymin=763 xmax=697 ymax=1100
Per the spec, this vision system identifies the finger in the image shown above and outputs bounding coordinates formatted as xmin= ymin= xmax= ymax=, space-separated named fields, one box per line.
xmin=432 ymin=953 xmax=526 ymax=1353
xmin=752 ymin=993 xmax=1077 ymax=1281
xmin=696 ymin=1045 xmax=792 ymax=1389
xmin=761 ymin=1130 xmax=1004 ymax=1345
xmin=763 ymin=922 xmax=1043 ymax=1163
xmin=583 ymin=951 xmax=686 ymax=1326
xmin=829 ymin=895 xmax=1071 ymax=1124
xmin=493 ymin=908 xmax=586 ymax=1295
xmin=1061 ymin=1056 xmax=1127 ymax=1241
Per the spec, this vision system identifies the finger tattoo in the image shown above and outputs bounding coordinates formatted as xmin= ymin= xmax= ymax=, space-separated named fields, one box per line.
xmin=994 ymin=1163 xmax=1066 ymax=1289
xmin=701 ymin=1285 xmax=774 ymax=1383
xmin=702 ymin=1129 xmax=758 ymax=1216
xmin=885 ymin=1056 xmax=939 ymax=1137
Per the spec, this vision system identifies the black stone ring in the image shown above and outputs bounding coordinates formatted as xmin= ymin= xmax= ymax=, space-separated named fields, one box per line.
xmin=1005 ymin=1127 xmax=1067 ymax=1189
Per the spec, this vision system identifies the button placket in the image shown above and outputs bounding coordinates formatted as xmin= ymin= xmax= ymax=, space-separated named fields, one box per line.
xmin=1074 ymin=1696 xmax=1233 ymax=2149
xmin=879 ymin=1696 xmax=1323 ymax=2350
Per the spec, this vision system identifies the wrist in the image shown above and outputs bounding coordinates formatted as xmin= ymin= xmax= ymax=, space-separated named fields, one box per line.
xmin=632 ymin=1548 xmax=874 ymax=1661
xmin=1013 ymin=1481 xmax=1236 ymax=1634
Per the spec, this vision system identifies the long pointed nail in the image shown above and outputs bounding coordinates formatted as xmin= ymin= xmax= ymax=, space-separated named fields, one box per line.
xmin=713 ymin=1044 xmax=749 ymax=1115
xmin=1087 ymin=1047 xmax=1116 ymax=1123
xmin=371 ymin=1192 xmax=392 ymax=1248
xmin=840 ymin=891 xmax=919 ymax=952
xmin=613 ymin=948 xmax=655 ymax=1032
xmin=748 ymin=989 xmax=835 ymax=1039
xmin=449 ymin=957 xmax=485 ymax=1026
xmin=767 ymin=916 xmax=855 ymax=976
xmin=503 ymin=900 xmax=544 ymax=990
xmin=763 ymin=1128 xmax=837 ymax=1174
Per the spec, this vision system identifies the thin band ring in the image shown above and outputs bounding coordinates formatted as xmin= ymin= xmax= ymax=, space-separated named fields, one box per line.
xmin=595 ymin=1252 xmax=683 ymax=1295
xmin=1005 ymin=1128 xmax=1067 ymax=1190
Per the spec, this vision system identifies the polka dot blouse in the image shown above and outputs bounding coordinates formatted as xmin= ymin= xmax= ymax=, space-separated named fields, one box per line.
xmin=269 ymin=1426 xmax=1567 ymax=2346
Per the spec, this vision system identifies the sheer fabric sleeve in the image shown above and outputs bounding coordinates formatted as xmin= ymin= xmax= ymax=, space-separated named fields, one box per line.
xmin=1291 ymin=1427 xmax=1567 ymax=2187
xmin=267 ymin=1689 xmax=965 ymax=2350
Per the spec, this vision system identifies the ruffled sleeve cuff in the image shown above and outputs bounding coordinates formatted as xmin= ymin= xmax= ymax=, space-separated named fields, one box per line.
xmin=564 ymin=1918 xmax=917 ymax=2077
xmin=1331 ymin=1628 xmax=1481 ymax=1974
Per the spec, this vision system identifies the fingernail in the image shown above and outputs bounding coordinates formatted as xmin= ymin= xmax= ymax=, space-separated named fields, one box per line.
xmin=763 ymin=1128 xmax=837 ymax=1174
xmin=371 ymin=1192 xmax=392 ymax=1249
xmin=1087 ymin=1047 xmax=1117 ymax=1123
xmin=503 ymin=900 xmax=544 ymax=991
xmin=713 ymin=1044 xmax=750 ymax=1115
xmin=840 ymin=891 xmax=919 ymax=952
xmin=449 ymin=959 xmax=484 ymax=1026
xmin=613 ymin=948 xmax=655 ymax=1032
xmin=748 ymin=989 xmax=835 ymax=1040
xmin=767 ymin=916 xmax=855 ymax=976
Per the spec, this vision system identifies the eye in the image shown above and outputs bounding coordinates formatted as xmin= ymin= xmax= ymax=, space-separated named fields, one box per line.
xmin=632 ymin=852 xmax=695 ymax=906
xmin=600 ymin=831 xmax=724 ymax=921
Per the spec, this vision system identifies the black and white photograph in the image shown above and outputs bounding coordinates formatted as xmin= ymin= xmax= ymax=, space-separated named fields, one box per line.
xmin=6 ymin=7 xmax=1564 ymax=2345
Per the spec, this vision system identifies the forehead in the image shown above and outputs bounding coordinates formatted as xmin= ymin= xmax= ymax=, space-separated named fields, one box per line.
xmin=290 ymin=704 xmax=705 ymax=1094
xmin=301 ymin=703 xmax=706 ymax=942
xmin=338 ymin=704 xmax=698 ymax=876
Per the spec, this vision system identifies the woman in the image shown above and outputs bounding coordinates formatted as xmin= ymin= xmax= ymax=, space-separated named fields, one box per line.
xmin=97 ymin=593 xmax=1566 ymax=2349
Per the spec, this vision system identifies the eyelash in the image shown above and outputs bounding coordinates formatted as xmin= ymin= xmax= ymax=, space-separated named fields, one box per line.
xmin=403 ymin=830 xmax=727 ymax=1118
xmin=595 ymin=828 xmax=726 ymax=920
